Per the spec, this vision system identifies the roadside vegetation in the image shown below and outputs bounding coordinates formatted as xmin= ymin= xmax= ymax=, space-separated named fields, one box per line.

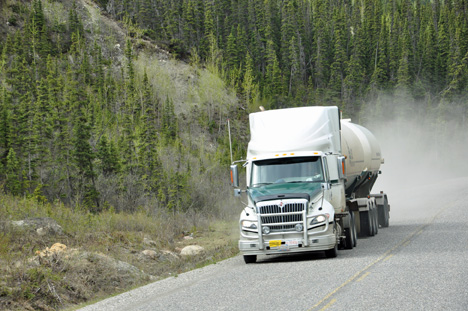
xmin=0 ymin=193 xmax=239 ymax=310
xmin=0 ymin=1 xmax=243 ymax=309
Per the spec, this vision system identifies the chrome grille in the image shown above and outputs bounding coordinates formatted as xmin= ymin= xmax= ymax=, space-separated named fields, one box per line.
xmin=258 ymin=201 xmax=306 ymax=232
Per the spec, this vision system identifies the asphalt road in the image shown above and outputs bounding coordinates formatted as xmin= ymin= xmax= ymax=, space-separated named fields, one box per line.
xmin=80 ymin=176 xmax=468 ymax=311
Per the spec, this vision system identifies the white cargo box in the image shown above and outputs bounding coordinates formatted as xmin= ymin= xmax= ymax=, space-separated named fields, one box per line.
xmin=247 ymin=107 xmax=341 ymax=159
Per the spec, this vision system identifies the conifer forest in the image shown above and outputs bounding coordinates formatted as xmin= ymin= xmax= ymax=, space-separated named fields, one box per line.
xmin=1 ymin=0 xmax=468 ymax=212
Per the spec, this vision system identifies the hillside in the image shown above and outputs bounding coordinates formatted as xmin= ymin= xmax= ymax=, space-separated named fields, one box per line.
xmin=0 ymin=0 xmax=247 ymax=211
xmin=0 ymin=0 xmax=245 ymax=309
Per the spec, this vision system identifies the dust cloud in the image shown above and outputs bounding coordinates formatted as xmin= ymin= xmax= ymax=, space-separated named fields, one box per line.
xmin=360 ymin=98 xmax=468 ymax=204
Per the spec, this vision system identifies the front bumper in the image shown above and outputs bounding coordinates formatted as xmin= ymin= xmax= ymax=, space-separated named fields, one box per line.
xmin=239 ymin=216 xmax=337 ymax=256
xmin=239 ymin=198 xmax=337 ymax=256
xmin=239 ymin=231 xmax=336 ymax=255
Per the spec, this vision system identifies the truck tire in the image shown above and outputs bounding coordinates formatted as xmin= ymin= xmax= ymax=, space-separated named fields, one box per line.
xmin=359 ymin=210 xmax=372 ymax=237
xmin=344 ymin=228 xmax=353 ymax=249
xmin=325 ymin=244 xmax=338 ymax=258
xmin=351 ymin=212 xmax=357 ymax=247
xmin=373 ymin=206 xmax=379 ymax=235
xmin=243 ymin=255 xmax=257 ymax=264
xmin=369 ymin=209 xmax=375 ymax=237
xmin=344 ymin=213 xmax=355 ymax=249
xmin=378 ymin=198 xmax=390 ymax=228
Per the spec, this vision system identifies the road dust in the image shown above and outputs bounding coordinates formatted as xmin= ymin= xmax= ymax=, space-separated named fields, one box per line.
xmin=360 ymin=98 xmax=468 ymax=220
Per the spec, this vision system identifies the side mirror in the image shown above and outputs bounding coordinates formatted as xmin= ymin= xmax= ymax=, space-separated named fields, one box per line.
xmin=230 ymin=164 xmax=239 ymax=188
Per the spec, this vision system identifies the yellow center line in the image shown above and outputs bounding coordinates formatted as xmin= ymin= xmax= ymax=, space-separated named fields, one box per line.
xmin=402 ymin=241 xmax=411 ymax=247
xmin=383 ymin=254 xmax=394 ymax=262
xmin=307 ymin=206 xmax=449 ymax=311
xmin=319 ymin=299 xmax=337 ymax=311
xmin=356 ymin=271 xmax=370 ymax=282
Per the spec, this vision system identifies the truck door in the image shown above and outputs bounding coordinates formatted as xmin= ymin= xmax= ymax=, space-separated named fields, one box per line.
xmin=325 ymin=155 xmax=346 ymax=213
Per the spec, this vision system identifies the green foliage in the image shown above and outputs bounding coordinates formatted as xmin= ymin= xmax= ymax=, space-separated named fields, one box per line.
xmin=5 ymin=148 xmax=22 ymax=195
xmin=0 ymin=0 xmax=239 ymax=216
xmin=2 ymin=0 xmax=468 ymax=215
xmin=93 ymin=0 xmax=468 ymax=115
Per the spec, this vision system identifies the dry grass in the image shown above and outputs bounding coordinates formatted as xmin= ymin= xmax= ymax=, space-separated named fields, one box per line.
xmin=0 ymin=193 xmax=239 ymax=310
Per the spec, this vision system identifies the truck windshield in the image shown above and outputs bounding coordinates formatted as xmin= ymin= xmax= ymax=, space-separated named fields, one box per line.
xmin=251 ymin=156 xmax=324 ymax=186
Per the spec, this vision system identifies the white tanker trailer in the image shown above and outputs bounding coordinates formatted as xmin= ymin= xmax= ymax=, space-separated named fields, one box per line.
xmin=230 ymin=106 xmax=390 ymax=263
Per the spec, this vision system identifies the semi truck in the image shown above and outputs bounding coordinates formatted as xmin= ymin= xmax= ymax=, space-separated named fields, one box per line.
xmin=230 ymin=106 xmax=390 ymax=263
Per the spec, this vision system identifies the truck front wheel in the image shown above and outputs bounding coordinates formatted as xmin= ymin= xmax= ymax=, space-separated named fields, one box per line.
xmin=325 ymin=244 xmax=338 ymax=258
xmin=344 ymin=213 xmax=355 ymax=250
xmin=243 ymin=255 xmax=257 ymax=264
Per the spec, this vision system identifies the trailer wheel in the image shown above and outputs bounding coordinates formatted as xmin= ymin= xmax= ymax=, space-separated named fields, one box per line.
xmin=369 ymin=209 xmax=375 ymax=237
xmin=373 ymin=206 xmax=379 ymax=235
xmin=378 ymin=197 xmax=390 ymax=228
xmin=351 ymin=212 xmax=357 ymax=247
xmin=243 ymin=255 xmax=257 ymax=264
xmin=325 ymin=243 xmax=338 ymax=258
xmin=359 ymin=211 xmax=372 ymax=237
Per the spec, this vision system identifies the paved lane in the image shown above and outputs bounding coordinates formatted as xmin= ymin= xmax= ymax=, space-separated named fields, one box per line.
xmin=80 ymin=177 xmax=468 ymax=311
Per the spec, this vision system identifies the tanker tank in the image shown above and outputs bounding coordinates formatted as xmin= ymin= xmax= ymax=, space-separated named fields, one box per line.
xmin=341 ymin=120 xmax=383 ymax=198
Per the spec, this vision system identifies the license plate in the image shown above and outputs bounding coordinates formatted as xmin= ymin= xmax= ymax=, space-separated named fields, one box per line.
xmin=286 ymin=240 xmax=299 ymax=246
xmin=269 ymin=240 xmax=282 ymax=248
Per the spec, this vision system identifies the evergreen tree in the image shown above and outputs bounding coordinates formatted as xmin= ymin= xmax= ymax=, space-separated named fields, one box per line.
xmin=4 ymin=148 xmax=22 ymax=195
xmin=73 ymin=108 xmax=99 ymax=210
xmin=242 ymin=52 xmax=259 ymax=110
xmin=161 ymin=96 xmax=178 ymax=143
xmin=329 ymin=8 xmax=347 ymax=101
xmin=97 ymin=135 xmax=120 ymax=175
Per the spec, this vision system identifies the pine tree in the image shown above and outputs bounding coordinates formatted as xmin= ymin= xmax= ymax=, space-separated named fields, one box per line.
xmin=444 ymin=28 xmax=468 ymax=99
xmin=436 ymin=7 xmax=450 ymax=90
xmin=125 ymin=39 xmax=137 ymax=116
xmin=265 ymin=39 xmax=283 ymax=96
xmin=97 ymin=135 xmax=120 ymax=175
xmin=5 ymin=148 xmax=22 ymax=195
xmin=32 ymin=78 xmax=53 ymax=182
xmin=137 ymin=74 xmax=163 ymax=193
xmin=161 ymin=96 xmax=177 ymax=143
xmin=242 ymin=52 xmax=259 ymax=110
xmin=0 ymin=86 xmax=11 ymax=167
xmin=73 ymin=108 xmax=99 ymax=210
xmin=369 ymin=18 xmax=389 ymax=91
xmin=329 ymin=8 xmax=347 ymax=100
xmin=287 ymin=35 xmax=300 ymax=97
xmin=69 ymin=1 xmax=84 ymax=36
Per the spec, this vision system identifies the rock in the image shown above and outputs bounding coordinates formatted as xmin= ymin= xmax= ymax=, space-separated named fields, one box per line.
xmin=11 ymin=217 xmax=63 ymax=235
xmin=79 ymin=252 xmax=142 ymax=276
xmin=50 ymin=243 xmax=67 ymax=253
xmin=180 ymin=245 xmax=204 ymax=257
xmin=143 ymin=237 xmax=157 ymax=247
xmin=141 ymin=250 xmax=158 ymax=260
xmin=36 ymin=227 xmax=49 ymax=236
xmin=36 ymin=243 xmax=67 ymax=258
xmin=160 ymin=250 xmax=179 ymax=261
xmin=183 ymin=236 xmax=194 ymax=240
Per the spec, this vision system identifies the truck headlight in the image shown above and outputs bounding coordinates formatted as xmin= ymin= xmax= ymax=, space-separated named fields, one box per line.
xmin=310 ymin=215 xmax=327 ymax=225
xmin=241 ymin=220 xmax=258 ymax=231
xmin=295 ymin=223 xmax=303 ymax=232
xmin=262 ymin=226 xmax=271 ymax=234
